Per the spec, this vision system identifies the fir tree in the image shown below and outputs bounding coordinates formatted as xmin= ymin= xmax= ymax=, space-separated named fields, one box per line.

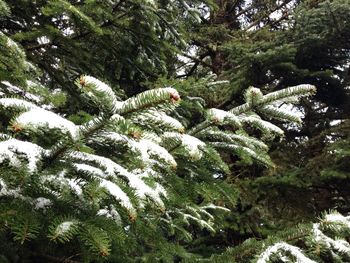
xmin=211 ymin=211 xmax=350 ymax=263
xmin=1 ymin=0 xmax=349 ymax=262
xmin=0 ymin=41 xmax=315 ymax=261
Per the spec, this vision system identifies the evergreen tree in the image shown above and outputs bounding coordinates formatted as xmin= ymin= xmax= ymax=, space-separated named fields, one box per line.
xmin=1 ymin=0 xmax=350 ymax=262
xmin=174 ymin=0 xmax=350 ymax=249
xmin=0 ymin=33 xmax=315 ymax=261
xmin=211 ymin=211 xmax=350 ymax=262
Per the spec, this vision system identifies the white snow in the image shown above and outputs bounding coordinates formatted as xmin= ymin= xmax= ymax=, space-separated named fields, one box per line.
xmin=97 ymin=205 xmax=122 ymax=224
xmin=33 ymin=197 xmax=52 ymax=210
xmin=69 ymin=151 xmax=167 ymax=207
xmin=207 ymin=108 xmax=230 ymax=122
xmin=132 ymin=110 xmax=184 ymax=132
xmin=257 ymin=242 xmax=316 ymax=263
xmin=80 ymin=76 xmax=122 ymax=112
xmin=73 ymin=163 xmax=106 ymax=178
xmin=324 ymin=213 xmax=350 ymax=229
xmin=55 ymin=221 xmax=75 ymax=235
xmin=69 ymin=151 xmax=129 ymax=178
xmin=182 ymin=134 xmax=205 ymax=160
xmin=100 ymin=178 xmax=134 ymax=212
xmin=330 ymin=119 xmax=342 ymax=126
xmin=162 ymin=132 xmax=205 ymax=160
xmin=0 ymin=98 xmax=38 ymax=110
xmin=240 ymin=115 xmax=284 ymax=136
xmin=0 ymin=139 xmax=44 ymax=173
xmin=99 ymin=132 xmax=130 ymax=144
xmin=97 ymin=132 xmax=149 ymax=164
xmin=0 ymin=179 xmax=23 ymax=199
xmin=182 ymin=213 xmax=215 ymax=232
xmin=201 ymin=203 xmax=230 ymax=212
xmin=141 ymin=131 xmax=162 ymax=143
xmin=120 ymin=87 xmax=180 ymax=114
xmin=263 ymin=104 xmax=303 ymax=122
xmin=207 ymin=108 xmax=241 ymax=126
xmin=14 ymin=108 xmax=79 ymax=139
xmin=43 ymin=170 xmax=83 ymax=196
xmin=128 ymin=174 xmax=166 ymax=207
xmin=138 ymin=139 xmax=177 ymax=167
xmin=66 ymin=178 xmax=83 ymax=196
xmin=0 ymin=180 xmax=53 ymax=210
xmin=5 ymin=34 xmax=18 ymax=48
xmin=1 ymin=81 xmax=42 ymax=103
xmin=313 ymin=223 xmax=350 ymax=255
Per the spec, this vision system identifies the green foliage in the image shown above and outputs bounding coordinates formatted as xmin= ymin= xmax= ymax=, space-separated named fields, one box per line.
xmin=0 ymin=70 xmax=314 ymax=261
xmin=0 ymin=32 xmax=35 ymax=86
xmin=1 ymin=0 xmax=349 ymax=262
xmin=213 ymin=211 xmax=350 ymax=263
xmin=48 ymin=218 xmax=79 ymax=243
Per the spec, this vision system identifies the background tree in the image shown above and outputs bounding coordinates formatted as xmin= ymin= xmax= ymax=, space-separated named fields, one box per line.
xmin=171 ymin=0 xmax=350 ymax=251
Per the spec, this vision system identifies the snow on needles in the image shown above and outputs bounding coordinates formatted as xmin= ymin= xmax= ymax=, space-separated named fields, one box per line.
xmin=33 ymin=197 xmax=52 ymax=210
xmin=0 ymin=139 xmax=44 ymax=173
xmin=182 ymin=134 xmax=205 ymax=160
xmin=55 ymin=221 xmax=76 ymax=236
xmin=162 ymin=132 xmax=205 ymax=160
xmin=313 ymin=223 xmax=350 ymax=256
xmin=100 ymin=178 xmax=135 ymax=213
xmin=258 ymin=213 xmax=350 ymax=262
xmin=207 ymin=108 xmax=240 ymax=126
xmin=324 ymin=213 xmax=350 ymax=229
xmin=79 ymin=75 xmax=122 ymax=112
xmin=138 ymin=139 xmax=177 ymax=168
xmin=257 ymin=242 xmax=316 ymax=263
xmin=91 ymin=132 xmax=177 ymax=167
xmin=0 ymin=98 xmax=38 ymax=111
xmin=69 ymin=151 xmax=167 ymax=208
xmin=14 ymin=108 xmax=79 ymax=139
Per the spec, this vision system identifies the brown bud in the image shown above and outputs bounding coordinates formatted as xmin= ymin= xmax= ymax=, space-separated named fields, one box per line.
xmin=169 ymin=90 xmax=180 ymax=103
xmin=99 ymin=249 xmax=110 ymax=257
xmin=79 ymin=76 xmax=86 ymax=87
xmin=129 ymin=130 xmax=142 ymax=139
xmin=128 ymin=213 xmax=137 ymax=222
xmin=11 ymin=123 xmax=23 ymax=132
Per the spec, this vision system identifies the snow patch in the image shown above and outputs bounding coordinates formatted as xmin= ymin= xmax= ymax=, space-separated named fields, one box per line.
xmin=257 ymin=242 xmax=316 ymax=263
xmin=33 ymin=197 xmax=52 ymax=210
xmin=0 ymin=139 xmax=44 ymax=173
xmin=182 ymin=134 xmax=205 ymax=160
xmin=14 ymin=108 xmax=79 ymax=139
xmin=55 ymin=221 xmax=75 ymax=235
xmin=100 ymin=179 xmax=134 ymax=212
xmin=0 ymin=98 xmax=38 ymax=110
